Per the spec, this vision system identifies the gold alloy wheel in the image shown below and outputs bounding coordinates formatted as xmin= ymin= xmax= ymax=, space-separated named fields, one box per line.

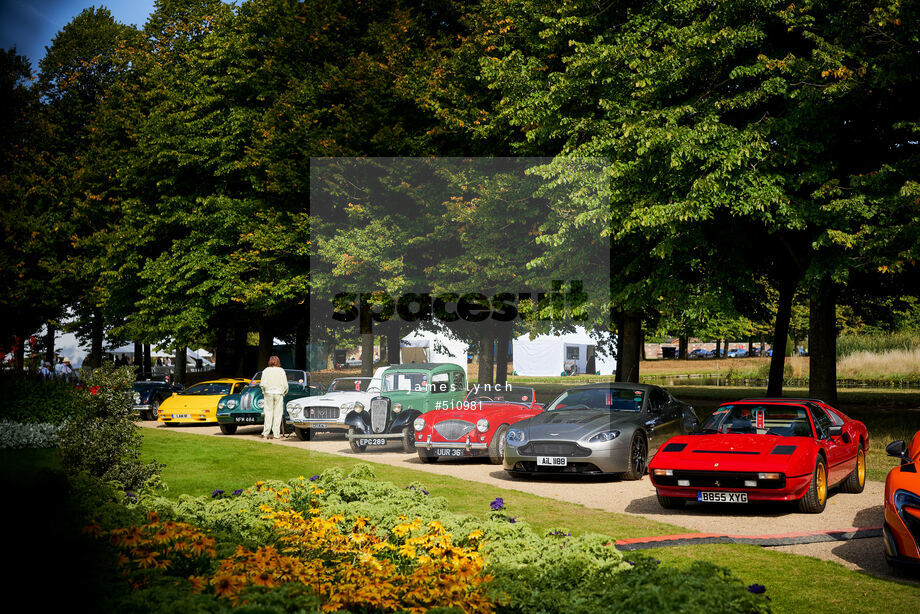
xmin=857 ymin=448 xmax=866 ymax=486
xmin=816 ymin=463 xmax=827 ymax=505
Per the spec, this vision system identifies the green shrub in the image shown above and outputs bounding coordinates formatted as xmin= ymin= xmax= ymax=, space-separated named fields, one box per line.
xmin=0 ymin=374 xmax=82 ymax=424
xmin=57 ymin=363 xmax=162 ymax=492
xmin=838 ymin=331 xmax=920 ymax=357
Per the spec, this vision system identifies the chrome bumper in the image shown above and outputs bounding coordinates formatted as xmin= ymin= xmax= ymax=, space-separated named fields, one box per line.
xmin=414 ymin=435 xmax=487 ymax=450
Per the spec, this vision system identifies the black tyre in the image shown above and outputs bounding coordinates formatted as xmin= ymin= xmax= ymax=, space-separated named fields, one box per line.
xmin=488 ymin=425 xmax=509 ymax=465
xmin=417 ymin=449 xmax=437 ymax=463
xmin=656 ymin=492 xmax=686 ymax=509
xmin=294 ymin=427 xmax=312 ymax=441
xmin=840 ymin=442 xmax=866 ymax=494
xmin=148 ymin=398 xmax=160 ymax=421
xmin=218 ymin=424 xmax=237 ymax=435
xmin=798 ymin=456 xmax=828 ymax=513
xmin=401 ymin=426 xmax=415 ymax=453
xmin=348 ymin=427 xmax=366 ymax=453
xmin=620 ymin=433 xmax=648 ymax=480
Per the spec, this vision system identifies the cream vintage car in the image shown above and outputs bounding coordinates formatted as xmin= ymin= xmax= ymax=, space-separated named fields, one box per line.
xmin=286 ymin=366 xmax=386 ymax=440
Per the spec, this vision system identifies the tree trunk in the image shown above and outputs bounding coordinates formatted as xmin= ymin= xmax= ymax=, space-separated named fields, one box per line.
xmin=616 ymin=312 xmax=641 ymax=382
xmin=87 ymin=308 xmax=104 ymax=368
xmin=808 ymin=278 xmax=838 ymax=404
xmin=360 ymin=304 xmax=374 ymax=377
xmin=678 ymin=335 xmax=688 ymax=360
xmin=174 ymin=346 xmax=187 ymax=385
xmin=44 ymin=324 xmax=55 ymax=365
xmin=232 ymin=326 xmax=248 ymax=377
xmin=767 ymin=278 xmax=796 ymax=396
xmin=760 ymin=335 xmax=765 ymax=355
xmin=295 ymin=322 xmax=307 ymax=371
xmin=134 ymin=341 xmax=143 ymax=378
xmin=748 ymin=337 xmax=754 ymax=357
xmin=143 ymin=343 xmax=152 ymax=379
xmin=495 ymin=327 xmax=509 ymax=386
xmin=714 ymin=338 xmax=721 ymax=359
xmin=479 ymin=331 xmax=494 ymax=386
xmin=258 ymin=317 xmax=274 ymax=370
xmin=14 ymin=333 xmax=25 ymax=373
xmin=387 ymin=321 xmax=402 ymax=365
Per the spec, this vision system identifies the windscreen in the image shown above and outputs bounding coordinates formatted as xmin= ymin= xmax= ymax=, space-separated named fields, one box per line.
xmin=545 ymin=387 xmax=644 ymax=412
xmin=700 ymin=404 xmax=813 ymax=436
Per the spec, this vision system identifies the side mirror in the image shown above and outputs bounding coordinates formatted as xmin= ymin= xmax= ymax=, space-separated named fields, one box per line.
xmin=828 ymin=425 xmax=843 ymax=438
xmin=886 ymin=440 xmax=907 ymax=460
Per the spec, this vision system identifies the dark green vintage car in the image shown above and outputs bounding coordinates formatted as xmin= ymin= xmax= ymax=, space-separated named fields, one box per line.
xmin=215 ymin=369 xmax=325 ymax=435
xmin=345 ymin=363 xmax=467 ymax=453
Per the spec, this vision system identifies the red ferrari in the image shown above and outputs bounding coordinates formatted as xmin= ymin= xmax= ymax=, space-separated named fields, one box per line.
xmin=649 ymin=398 xmax=868 ymax=513
xmin=884 ymin=430 xmax=920 ymax=568
xmin=413 ymin=385 xmax=542 ymax=464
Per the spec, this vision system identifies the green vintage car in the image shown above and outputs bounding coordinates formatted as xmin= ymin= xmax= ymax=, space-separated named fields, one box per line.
xmin=345 ymin=362 xmax=467 ymax=453
xmin=216 ymin=369 xmax=325 ymax=435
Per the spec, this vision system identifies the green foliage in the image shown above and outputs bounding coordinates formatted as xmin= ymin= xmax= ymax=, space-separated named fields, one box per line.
xmin=57 ymin=363 xmax=163 ymax=491
xmin=837 ymin=331 xmax=920 ymax=357
xmin=0 ymin=375 xmax=82 ymax=423
xmin=144 ymin=484 xmax=284 ymax=549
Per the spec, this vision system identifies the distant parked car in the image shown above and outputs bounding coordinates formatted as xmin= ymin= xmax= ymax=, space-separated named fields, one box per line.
xmin=286 ymin=368 xmax=387 ymax=440
xmin=503 ymin=383 xmax=699 ymax=479
xmin=158 ymin=378 xmax=249 ymax=424
xmin=215 ymin=370 xmax=324 ymax=435
xmin=414 ymin=385 xmax=542 ymax=464
xmin=727 ymin=348 xmax=748 ymax=358
xmin=650 ymin=397 xmax=868 ymax=513
xmin=133 ymin=380 xmax=183 ymax=420
xmin=884 ymin=431 xmax=920 ymax=567
xmin=346 ymin=363 xmax=467 ymax=453
xmin=689 ymin=349 xmax=713 ymax=358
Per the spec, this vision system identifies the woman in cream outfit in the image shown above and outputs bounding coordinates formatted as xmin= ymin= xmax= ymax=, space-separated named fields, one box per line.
xmin=259 ymin=356 xmax=289 ymax=439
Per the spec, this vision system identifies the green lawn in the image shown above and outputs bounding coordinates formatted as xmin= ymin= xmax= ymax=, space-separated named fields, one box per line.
xmin=140 ymin=428 xmax=683 ymax=540
xmin=138 ymin=429 xmax=920 ymax=613
xmin=646 ymin=544 xmax=920 ymax=614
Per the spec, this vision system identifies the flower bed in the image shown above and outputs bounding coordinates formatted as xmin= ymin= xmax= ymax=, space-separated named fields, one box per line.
xmin=84 ymin=465 xmax=771 ymax=613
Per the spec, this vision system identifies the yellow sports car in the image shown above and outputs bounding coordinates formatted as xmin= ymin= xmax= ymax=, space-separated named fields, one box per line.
xmin=157 ymin=378 xmax=249 ymax=424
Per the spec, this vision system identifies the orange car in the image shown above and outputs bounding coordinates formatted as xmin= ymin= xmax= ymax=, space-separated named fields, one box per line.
xmin=884 ymin=431 xmax=920 ymax=568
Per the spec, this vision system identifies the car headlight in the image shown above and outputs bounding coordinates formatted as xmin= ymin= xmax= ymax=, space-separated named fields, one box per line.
xmin=414 ymin=417 xmax=425 ymax=432
xmin=288 ymin=406 xmax=302 ymax=418
xmin=256 ymin=399 xmax=265 ymax=409
xmin=353 ymin=401 xmax=364 ymax=412
xmin=226 ymin=400 xmax=237 ymax=409
xmin=476 ymin=418 xmax=489 ymax=433
xmin=393 ymin=403 xmax=403 ymax=413
xmin=506 ymin=428 xmax=527 ymax=446
xmin=588 ymin=430 xmax=620 ymax=443
xmin=218 ymin=401 xmax=226 ymax=409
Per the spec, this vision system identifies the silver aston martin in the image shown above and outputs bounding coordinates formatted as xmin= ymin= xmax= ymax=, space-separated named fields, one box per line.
xmin=503 ymin=383 xmax=698 ymax=479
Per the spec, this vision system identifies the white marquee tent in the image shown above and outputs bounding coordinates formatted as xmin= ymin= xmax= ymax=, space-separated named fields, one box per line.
xmin=512 ymin=327 xmax=616 ymax=377
xmin=400 ymin=328 xmax=469 ymax=377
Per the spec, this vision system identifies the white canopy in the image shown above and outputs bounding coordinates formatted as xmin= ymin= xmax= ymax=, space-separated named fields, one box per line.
xmin=400 ymin=328 xmax=469 ymax=377
xmin=512 ymin=327 xmax=616 ymax=377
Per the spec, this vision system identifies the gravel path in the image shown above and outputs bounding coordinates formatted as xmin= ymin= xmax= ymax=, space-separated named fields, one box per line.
xmin=142 ymin=422 xmax=911 ymax=582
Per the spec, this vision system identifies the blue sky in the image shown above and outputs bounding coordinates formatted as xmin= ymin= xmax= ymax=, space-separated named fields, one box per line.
xmin=0 ymin=1 xmax=156 ymax=71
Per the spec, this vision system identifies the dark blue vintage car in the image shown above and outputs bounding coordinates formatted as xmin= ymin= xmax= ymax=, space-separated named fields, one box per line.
xmin=133 ymin=380 xmax=183 ymax=420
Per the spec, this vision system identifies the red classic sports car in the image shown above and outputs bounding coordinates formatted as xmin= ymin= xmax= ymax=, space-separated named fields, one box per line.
xmin=884 ymin=430 xmax=920 ymax=568
xmin=649 ymin=398 xmax=868 ymax=513
xmin=412 ymin=385 xmax=541 ymax=464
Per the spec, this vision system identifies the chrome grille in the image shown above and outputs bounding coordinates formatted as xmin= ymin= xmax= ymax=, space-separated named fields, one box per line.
xmin=308 ymin=406 xmax=340 ymax=421
xmin=434 ymin=419 xmax=475 ymax=441
xmin=370 ymin=397 xmax=388 ymax=433
xmin=241 ymin=392 xmax=252 ymax=411
xmin=518 ymin=441 xmax=592 ymax=457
